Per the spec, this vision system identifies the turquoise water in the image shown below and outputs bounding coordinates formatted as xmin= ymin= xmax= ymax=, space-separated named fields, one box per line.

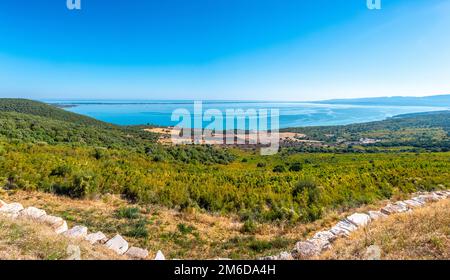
xmin=46 ymin=100 xmax=448 ymax=129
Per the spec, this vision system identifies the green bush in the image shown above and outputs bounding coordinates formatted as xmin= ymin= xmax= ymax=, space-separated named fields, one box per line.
xmin=241 ymin=219 xmax=258 ymax=234
xmin=116 ymin=207 xmax=141 ymax=219
xmin=272 ymin=165 xmax=285 ymax=173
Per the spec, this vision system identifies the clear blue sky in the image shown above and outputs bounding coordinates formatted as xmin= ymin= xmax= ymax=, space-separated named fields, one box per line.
xmin=0 ymin=0 xmax=449 ymax=100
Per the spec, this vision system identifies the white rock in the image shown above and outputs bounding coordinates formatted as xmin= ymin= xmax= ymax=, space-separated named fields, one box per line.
xmin=416 ymin=194 xmax=439 ymax=203
xmin=19 ymin=207 xmax=47 ymax=220
xmin=330 ymin=220 xmax=357 ymax=237
xmin=346 ymin=213 xmax=371 ymax=227
xmin=154 ymin=250 xmax=165 ymax=260
xmin=64 ymin=226 xmax=88 ymax=239
xmin=55 ymin=221 xmax=69 ymax=234
xmin=292 ymin=241 xmax=322 ymax=259
xmin=313 ymin=230 xmax=336 ymax=242
xmin=308 ymin=237 xmax=331 ymax=251
xmin=403 ymin=200 xmax=423 ymax=208
xmin=432 ymin=191 xmax=447 ymax=199
xmin=368 ymin=211 xmax=387 ymax=220
xmin=395 ymin=201 xmax=410 ymax=208
xmin=0 ymin=202 xmax=24 ymax=218
xmin=105 ymin=234 xmax=129 ymax=255
xmin=40 ymin=215 xmax=68 ymax=234
xmin=65 ymin=245 xmax=81 ymax=260
xmin=412 ymin=196 xmax=427 ymax=204
xmin=125 ymin=247 xmax=149 ymax=259
xmin=277 ymin=251 xmax=293 ymax=260
xmin=261 ymin=251 xmax=293 ymax=260
xmin=259 ymin=256 xmax=276 ymax=260
xmin=85 ymin=231 xmax=108 ymax=245
xmin=381 ymin=203 xmax=408 ymax=215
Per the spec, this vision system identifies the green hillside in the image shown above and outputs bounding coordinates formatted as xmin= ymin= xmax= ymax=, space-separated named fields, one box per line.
xmin=0 ymin=99 xmax=158 ymax=149
xmin=0 ymin=99 xmax=109 ymax=127
xmin=283 ymin=111 xmax=450 ymax=150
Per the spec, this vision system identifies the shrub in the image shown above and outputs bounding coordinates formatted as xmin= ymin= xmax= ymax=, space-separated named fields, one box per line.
xmin=126 ymin=219 xmax=149 ymax=238
xmin=116 ymin=207 xmax=141 ymax=219
xmin=50 ymin=165 xmax=72 ymax=177
xmin=241 ymin=219 xmax=258 ymax=234
xmin=289 ymin=162 xmax=302 ymax=172
xmin=272 ymin=165 xmax=285 ymax=173
xmin=177 ymin=223 xmax=196 ymax=235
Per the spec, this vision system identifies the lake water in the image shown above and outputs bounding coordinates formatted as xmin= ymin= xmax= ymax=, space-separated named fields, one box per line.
xmin=46 ymin=100 xmax=448 ymax=129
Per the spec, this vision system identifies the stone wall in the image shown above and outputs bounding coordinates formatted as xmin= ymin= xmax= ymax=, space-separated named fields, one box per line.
xmin=0 ymin=198 xmax=164 ymax=260
xmin=260 ymin=190 xmax=450 ymax=260
xmin=2 ymin=189 xmax=449 ymax=260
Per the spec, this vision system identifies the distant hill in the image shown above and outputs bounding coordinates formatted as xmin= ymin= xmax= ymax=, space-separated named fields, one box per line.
xmin=283 ymin=110 xmax=450 ymax=150
xmin=314 ymin=95 xmax=450 ymax=107
xmin=0 ymin=99 xmax=158 ymax=149
xmin=0 ymin=99 xmax=110 ymax=127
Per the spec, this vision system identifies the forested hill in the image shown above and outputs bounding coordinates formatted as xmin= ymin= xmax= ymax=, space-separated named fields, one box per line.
xmin=0 ymin=99 xmax=158 ymax=149
xmin=313 ymin=94 xmax=450 ymax=107
xmin=0 ymin=99 xmax=111 ymax=127
xmin=282 ymin=110 xmax=450 ymax=149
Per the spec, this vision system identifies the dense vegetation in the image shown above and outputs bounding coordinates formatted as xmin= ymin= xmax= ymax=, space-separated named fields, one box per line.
xmin=1 ymin=141 xmax=448 ymax=223
xmin=0 ymin=99 xmax=449 ymax=225
xmin=283 ymin=110 xmax=450 ymax=150
xmin=0 ymin=99 xmax=159 ymax=150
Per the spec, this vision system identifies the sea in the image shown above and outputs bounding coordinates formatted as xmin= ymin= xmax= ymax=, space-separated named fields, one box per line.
xmin=44 ymin=100 xmax=448 ymax=129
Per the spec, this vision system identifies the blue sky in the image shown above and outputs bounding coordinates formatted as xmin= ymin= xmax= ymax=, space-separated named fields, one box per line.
xmin=0 ymin=0 xmax=449 ymax=100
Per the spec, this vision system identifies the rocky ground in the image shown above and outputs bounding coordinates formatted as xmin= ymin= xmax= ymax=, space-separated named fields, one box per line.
xmin=1 ymin=190 xmax=449 ymax=260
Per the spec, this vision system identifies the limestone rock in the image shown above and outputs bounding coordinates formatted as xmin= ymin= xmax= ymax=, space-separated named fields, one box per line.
xmin=105 ymin=234 xmax=129 ymax=255
xmin=19 ymin=207 xmax=47 ymax=220
xmin=395 ymin=201 xmax=410 ymax=209
xmin=292 ymin=241 xmax=322 ymax=259
xmin=64 ymin=225 xmax=88 ymax=239
xmin=65 ymin=245 xmax=81 ymax=260
xmin=313 ymin=230 xmax=336 ymax=242
xmin=433 ymin=191 xmax=448 ymax=198
xmin=434 ymin=191 xmax=445 ymax=197
xmin=0 ymin=202 xmax=24 ymax=218
xmin=125 ymin=247 xmax=149 ymax=260
xmin=40 ymin=215 xmax=68 ymax=234
xmin=330 ymin=220 xmax=357 ymax=237
xmin=277 ymin=252 xmax=294 ymax=260
xmin=308 ymin=237 xmax=331 ymax=251
xmin=381 ymin=203 xmax=408 ymax=215
xmin=403 ymin=199 xmax=423 ymax=208
xmin=260 ymin=251 xmax=293 ymax=260
xmin=154 ymin=250 xmax=165 ymax=260
xmin=85 ymin=231 xmax=108 ymax=245
xmin=259 ymin=256 xmax=276 ymax=260
xmin=346 ymin=213 xmax=371 ymax=227
xmin=412 ymin=196 xmax=427 ymax=204
xmin=368 ymin=211 xmax=387 ymax=220
xmin=415 ymin=194 xmax=439 ymax=203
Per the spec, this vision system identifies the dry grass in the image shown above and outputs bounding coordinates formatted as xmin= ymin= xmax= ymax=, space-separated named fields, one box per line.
xmin=1 ymin=189 xmax=395 ymax=259
xmin=0 ymin=216 xmax=127 ymax=260
xmin=320 ymin=199 xmax=450 ymax=260
xmin=4 ymin=189 xmax=443 ymax=260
